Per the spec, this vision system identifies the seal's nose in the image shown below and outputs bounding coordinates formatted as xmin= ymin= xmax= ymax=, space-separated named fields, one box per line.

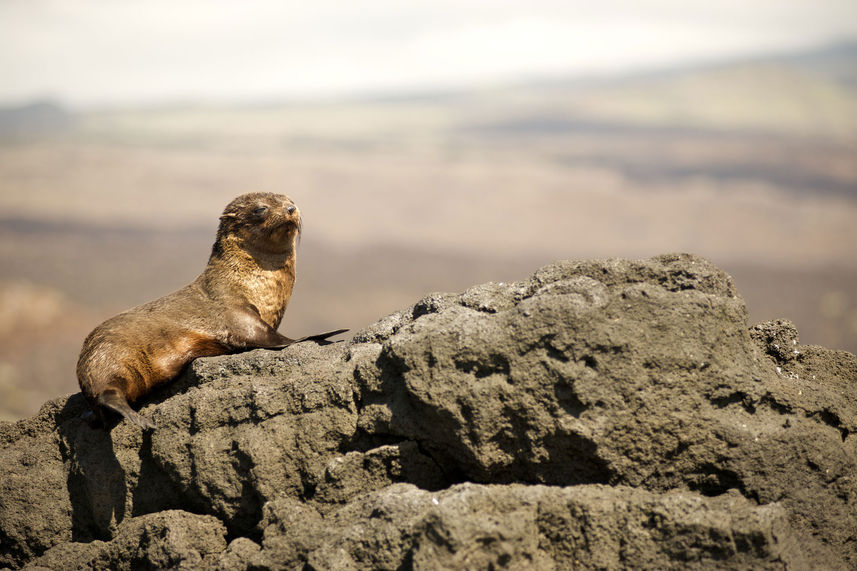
xmin=287 ymin=204 xmax=296 ymax=214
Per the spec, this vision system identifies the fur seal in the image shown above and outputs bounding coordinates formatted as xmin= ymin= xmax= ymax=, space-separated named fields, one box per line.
xmin=77 ymin=192 xmax=346 ymax=430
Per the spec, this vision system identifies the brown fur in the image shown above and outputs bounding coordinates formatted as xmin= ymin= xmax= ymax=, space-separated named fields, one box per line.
xmin=77 ymin=192 xmax=345 ymax=429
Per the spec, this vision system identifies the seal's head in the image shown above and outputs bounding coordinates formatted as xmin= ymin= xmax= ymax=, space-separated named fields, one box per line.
xmin=216 ymin=192 xmax=301 ymax=256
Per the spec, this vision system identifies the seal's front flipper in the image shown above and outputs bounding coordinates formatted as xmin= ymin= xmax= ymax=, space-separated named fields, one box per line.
xmin=227 ymin=304 xmax=302 ymax=349
xmin=98 ymin=389 xmax=155 ymax=430
xmin=228 ymin=305 xmax=348 ymax=349
xmin=297 ymin=328 xmax=349 ymax=345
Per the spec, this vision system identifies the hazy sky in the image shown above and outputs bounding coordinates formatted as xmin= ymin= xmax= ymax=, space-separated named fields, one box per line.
xmin=1 ymin=0 xmax=855 ymax=108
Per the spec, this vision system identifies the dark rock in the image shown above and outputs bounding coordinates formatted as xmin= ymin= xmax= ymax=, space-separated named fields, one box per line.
xmin=205 ymin=537 xmax=265 ymax=571
xmin=1 ymin=254 xmax=854 ymax=569
xmin=313 ymin=441 xmax=446 ymax=510
xmin=252 ymin=483 xmax=809 ymax=569
xmin=27 ymin=510 xmax=226 ymax=570
xmin=147 ymin=343 xmax=358 ymax=536
xmin=350 ymin=254 xmax=855 ymax=565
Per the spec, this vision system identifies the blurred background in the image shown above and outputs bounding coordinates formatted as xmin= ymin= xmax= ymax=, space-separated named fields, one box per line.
xmin=1 ymin=1 xmax=855 ymax=420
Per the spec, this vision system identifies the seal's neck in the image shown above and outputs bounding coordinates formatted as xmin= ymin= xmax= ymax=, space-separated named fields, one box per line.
xmin=200 ymin=236 xmax=297 ymax=328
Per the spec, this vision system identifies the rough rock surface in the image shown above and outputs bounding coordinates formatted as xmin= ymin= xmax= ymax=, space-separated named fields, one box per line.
xmin=1 ymin=254 xmax=854 ymax=570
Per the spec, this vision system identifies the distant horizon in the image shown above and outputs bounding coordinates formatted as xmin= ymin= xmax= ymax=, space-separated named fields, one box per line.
xmin=2 ymin=36 xmax=855 ymax=113
xmin=2 ymin=1 xmax=856 ymax=109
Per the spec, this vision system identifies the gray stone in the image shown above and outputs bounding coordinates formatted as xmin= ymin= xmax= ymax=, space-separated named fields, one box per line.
xmin=1 ymin=254 xmax=854 ymax=569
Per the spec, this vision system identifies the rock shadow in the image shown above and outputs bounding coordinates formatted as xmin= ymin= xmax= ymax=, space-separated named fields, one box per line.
xmin=58 ymin=396 xmax=127 ymax=542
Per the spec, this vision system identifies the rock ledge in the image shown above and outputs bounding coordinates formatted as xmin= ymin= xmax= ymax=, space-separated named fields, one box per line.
xmin=1 ymin=254 xmax=854 ymax=569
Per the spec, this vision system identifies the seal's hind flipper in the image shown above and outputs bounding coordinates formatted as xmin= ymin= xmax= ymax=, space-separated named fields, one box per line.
xmin=297 ymin=328 xmax=349 ymax=345
xmin=98 ymin=390 xmax=155 ymax=430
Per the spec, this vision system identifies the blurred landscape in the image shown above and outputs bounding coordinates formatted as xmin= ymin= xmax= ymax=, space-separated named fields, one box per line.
xmin=1 ymin=41 xmax=855 ymax=420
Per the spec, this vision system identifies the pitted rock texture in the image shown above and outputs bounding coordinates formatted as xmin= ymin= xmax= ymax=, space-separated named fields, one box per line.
xmin=247 ymin=483 xmax=806 ymax=570
xmin=1 ymin=254 xmax=854 ymax=570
